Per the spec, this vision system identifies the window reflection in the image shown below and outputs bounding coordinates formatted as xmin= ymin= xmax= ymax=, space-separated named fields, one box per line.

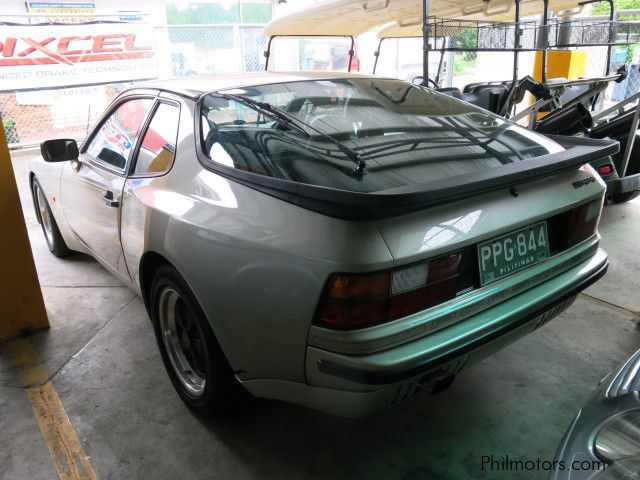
xmin=200 ymin=78 xmax=563 ymax=193
xmin=420 ymin=210 xmax=483 ymax=252
xmin=87 ymin=99 xmax=152 ymax=170
xmin=134 ymin=103 xmax=180 ymax=175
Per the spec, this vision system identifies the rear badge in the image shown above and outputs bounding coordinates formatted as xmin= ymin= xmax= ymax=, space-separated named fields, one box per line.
xmin=572 ymin=176 xmax=596 ymax=189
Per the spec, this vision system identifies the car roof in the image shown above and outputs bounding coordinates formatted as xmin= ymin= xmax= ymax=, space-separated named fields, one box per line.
xmin=131 ymin=71 xmax=379 ymax=99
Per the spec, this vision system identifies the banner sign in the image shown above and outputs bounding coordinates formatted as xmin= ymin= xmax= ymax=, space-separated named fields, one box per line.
xmin=26 ymin=2 xmax=97 ymax=14
xmin=0 ymin=23 xmax=158 ymax=91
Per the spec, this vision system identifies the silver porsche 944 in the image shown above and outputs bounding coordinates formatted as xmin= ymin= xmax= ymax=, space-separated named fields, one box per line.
xmin=31 ymin=72 xmax=614 ymax=417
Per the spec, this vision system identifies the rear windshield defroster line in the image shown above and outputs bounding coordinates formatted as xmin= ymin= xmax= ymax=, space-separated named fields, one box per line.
xmin=195 ymin=132 xmax=618 ymax=221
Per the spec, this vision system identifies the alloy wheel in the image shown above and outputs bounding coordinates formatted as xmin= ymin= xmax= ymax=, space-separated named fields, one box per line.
xmin=158 ymin=287 xmax=208 ymax=397
xmin=35 ymin=183 xmax=54 ymax=248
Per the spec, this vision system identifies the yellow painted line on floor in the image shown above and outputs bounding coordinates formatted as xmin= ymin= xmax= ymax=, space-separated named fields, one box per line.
xmin=7 ymin=337 xmax=98 ymax=480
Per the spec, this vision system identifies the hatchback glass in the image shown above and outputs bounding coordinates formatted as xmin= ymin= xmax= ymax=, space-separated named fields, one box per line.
xmin=199 ymin=78 xmax=562 ymax=193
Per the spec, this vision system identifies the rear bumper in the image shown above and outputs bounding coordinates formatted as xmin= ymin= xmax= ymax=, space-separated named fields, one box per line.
xmin=243 ymin=247 xmax=607 ymax=417
xmin=316 ymin=257 xmax=606 ymax=386
xmin=606 ymin=172 xmax=640 ymax=195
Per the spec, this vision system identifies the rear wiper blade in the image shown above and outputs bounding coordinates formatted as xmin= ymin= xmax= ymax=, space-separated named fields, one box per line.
xmin=218 ymin=93 xmax=367 ymax=175
xmin=219 ymin=93 xmax=306 ymax=135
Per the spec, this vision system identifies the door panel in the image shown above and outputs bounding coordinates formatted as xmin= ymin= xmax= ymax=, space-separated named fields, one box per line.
xmin=60 ymin=97 xmax=154 ymax=278
xmin=61 ymin=161 xmax=129 ymax=275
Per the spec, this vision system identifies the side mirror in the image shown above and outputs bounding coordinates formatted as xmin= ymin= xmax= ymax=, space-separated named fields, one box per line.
xmin=40 ymin=139 xmax=79 ymax=162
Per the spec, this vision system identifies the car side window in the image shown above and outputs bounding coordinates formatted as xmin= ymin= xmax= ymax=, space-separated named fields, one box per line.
xmin=85 ymin=98 xmax=153 ymax=171
xmin=132 ymin=102 xmax=180 ymax=176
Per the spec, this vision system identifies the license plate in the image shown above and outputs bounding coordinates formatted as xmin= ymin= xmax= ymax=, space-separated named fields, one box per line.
xmin=477 ymin=222 xmax=550 ymax=286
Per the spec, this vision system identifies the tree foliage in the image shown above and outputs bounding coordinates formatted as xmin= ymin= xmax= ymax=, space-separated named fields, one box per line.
xmin=592 ymin=0 xmax=640 ymax=16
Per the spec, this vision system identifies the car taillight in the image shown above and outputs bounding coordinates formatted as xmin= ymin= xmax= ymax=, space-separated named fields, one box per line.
xmin=314 ymin=248 xmax=475 ymax=330
xmin=548 ymin=197 xmax=604 ymax=253
xmin=598 ymin=164 xmax=613 ymax=176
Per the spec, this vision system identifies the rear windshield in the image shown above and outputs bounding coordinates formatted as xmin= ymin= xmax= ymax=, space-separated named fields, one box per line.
xmin=199 ymin=78 xmax=563 ymax=193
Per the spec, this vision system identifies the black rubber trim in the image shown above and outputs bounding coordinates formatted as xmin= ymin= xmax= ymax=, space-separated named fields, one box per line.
xmin=316 ymin=259 xmax=609 ymax=385
xmin=606 ymin=172 xmax=640 ymax=195
xmin=195 ymin=97 xmax=619 ymax=220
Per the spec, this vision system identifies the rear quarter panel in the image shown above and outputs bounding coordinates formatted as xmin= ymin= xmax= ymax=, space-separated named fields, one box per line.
xmin=120 ymin=97 xmax=394 ymax=383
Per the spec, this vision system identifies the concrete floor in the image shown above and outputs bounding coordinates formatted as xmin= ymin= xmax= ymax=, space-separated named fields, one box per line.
xmin=2 ymin=149 xmax=640 ymax=480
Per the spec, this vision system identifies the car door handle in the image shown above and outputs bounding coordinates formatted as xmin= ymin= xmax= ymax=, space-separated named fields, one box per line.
xmin=102 ymin=191 xmax=119 ymax=208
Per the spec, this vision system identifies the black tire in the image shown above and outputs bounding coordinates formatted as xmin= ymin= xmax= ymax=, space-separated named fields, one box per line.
xmin=612 ymin=190 xmax=640 ymax=204
xmin=32 ymin=178 xmax=72 ymax=258
xmin=149 ymin=264 xmax=243 ymax=416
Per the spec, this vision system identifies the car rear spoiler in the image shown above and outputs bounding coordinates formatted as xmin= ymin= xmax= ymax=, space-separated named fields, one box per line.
xmin=198 ymin=136 xmax=619 ymax=220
